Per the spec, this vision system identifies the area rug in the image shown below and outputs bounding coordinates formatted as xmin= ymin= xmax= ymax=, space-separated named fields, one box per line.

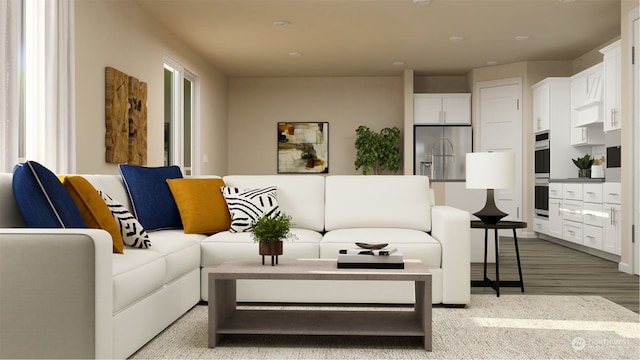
xmin=129 ymin=295 xmax=639 ymax=359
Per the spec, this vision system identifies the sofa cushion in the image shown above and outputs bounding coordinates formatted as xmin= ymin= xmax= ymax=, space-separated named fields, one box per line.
xmin=145 ymin=230 xmax=205 ymax=283
xmin=320 ymin=228 xmax=442 ymax=268
xmin=119 ymin=165 xmax=183 ymax=231
xmin=201 ymin=228 xmax=322 ymax=267
xmin=166 ymin=178 xmax=231 ymax=234
xmin=324 ymin=175 xmax=431 ymax=232
xmin=59 ymin=175 xmax=124 ymax=254
xmin=223 ymin=175 xmax=325 ymax=232
xmin=221 ymin=186 xmax=281 ymax=233
xmin=12 ymin=161 xmax=86 ymax=228
xmin=111 ymin=248 xmax=165 ymax=313
xmin=100 ymin=191 xmax=150 ymax=249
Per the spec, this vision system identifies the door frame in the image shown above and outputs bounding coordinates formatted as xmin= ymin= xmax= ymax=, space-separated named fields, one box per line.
xmin=474 ymin=77 xmax=525 ymax=230
xmin=630 ymin=7 xmax=639 ymax=275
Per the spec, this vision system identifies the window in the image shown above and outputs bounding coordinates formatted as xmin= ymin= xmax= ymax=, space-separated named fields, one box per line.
xmin=164 ymin=56 xmax=200 ymax=175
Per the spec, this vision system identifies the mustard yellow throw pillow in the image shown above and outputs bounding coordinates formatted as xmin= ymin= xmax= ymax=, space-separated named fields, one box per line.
xmin=166 ymin=178 xmax=232 ymax=234
xmin=59 ymin=175 xmax=125 ymax=254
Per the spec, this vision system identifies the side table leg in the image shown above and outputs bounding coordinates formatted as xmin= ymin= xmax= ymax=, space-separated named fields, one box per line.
xmin=483 ymin=228 xmax=488 ymax=281
xmin=494 ymin=228 xmax=500 ymax=297
xmin=513 ymin=228 xmax=525 ymax=292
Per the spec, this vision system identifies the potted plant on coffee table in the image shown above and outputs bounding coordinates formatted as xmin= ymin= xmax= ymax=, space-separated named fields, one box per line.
xmin=250 ymin=213 xmax=296 ymax=266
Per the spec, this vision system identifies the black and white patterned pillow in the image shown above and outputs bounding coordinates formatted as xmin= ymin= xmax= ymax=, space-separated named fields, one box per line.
xmin=221 ymin=186 xmax=281 ymax=233
xmin=99 ymin=191 xmax=151 ymax=248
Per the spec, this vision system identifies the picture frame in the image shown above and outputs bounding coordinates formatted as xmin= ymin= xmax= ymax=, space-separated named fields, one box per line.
xmin=277 ymin=122 xmax=329 ymax=173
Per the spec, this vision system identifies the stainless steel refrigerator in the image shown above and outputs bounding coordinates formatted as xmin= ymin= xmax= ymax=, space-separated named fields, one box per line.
xmin=414 ymin=125 xmax=472 ymax=181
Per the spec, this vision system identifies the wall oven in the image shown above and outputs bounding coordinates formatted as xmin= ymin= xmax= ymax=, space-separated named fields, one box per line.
xmin=534 ymin=178 xmax=549 ymax=218
xmin=534 ymin=131 xmax=550 ymax=179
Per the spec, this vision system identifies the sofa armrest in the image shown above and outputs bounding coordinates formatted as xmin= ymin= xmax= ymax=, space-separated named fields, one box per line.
xmin=430 ymin=205 xmax=470 ymax=305
xmin=0 ymin=229 xmax=113 ymax=359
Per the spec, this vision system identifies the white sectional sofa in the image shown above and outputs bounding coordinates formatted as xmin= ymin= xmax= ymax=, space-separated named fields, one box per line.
xmin=0 ymin=172 xmax=470 ymax=359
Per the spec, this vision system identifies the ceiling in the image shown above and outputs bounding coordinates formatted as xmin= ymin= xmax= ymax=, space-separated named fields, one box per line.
xmin=134 ymin=0 xmax=621 ymax=77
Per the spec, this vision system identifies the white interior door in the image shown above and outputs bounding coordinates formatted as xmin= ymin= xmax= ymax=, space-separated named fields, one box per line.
xmin=477 ymin=78 xmax=523 ymax=222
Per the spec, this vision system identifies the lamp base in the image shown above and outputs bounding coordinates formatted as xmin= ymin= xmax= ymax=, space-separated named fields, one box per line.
xmin=473 ymin=189 xmax=508 ymax=225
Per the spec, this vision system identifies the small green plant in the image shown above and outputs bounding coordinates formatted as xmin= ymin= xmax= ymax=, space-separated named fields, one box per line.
xmin=250 ymin=213 xmax=297 ymax=243
xmin=572 ymin=154 xmax=594 ymax=170
xmin=354 ymin=125 xmax=401 ymax=175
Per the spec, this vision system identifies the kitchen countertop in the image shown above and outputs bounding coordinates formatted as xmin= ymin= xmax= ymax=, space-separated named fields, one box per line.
xmin=549 ymin=178 xmax=605 ymax=183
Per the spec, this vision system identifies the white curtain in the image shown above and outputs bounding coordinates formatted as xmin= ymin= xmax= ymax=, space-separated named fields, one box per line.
xmin=45 ymin=0 xmax=76 ymax=173
xmin=24 ymin=0 xmax=75 ymax=173
xmin=0 ymin=0 xmax=21 ymax=173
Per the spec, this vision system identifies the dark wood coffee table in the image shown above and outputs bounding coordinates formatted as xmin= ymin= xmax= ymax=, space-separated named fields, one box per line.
xmin=208 ymin=258 xmax=432 ymax=350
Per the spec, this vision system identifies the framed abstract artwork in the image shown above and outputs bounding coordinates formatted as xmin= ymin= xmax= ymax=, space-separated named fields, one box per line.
xmin=277 ymin=122 xmax=329 ymax=173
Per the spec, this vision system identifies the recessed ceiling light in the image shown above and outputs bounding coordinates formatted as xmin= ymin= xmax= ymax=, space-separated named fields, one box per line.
xmin=392 ymin=61 xmax=405 ymax=66
xmin=413 ymin=0 xmax=433 ymax=4
xmin=558 ymin=0 xmax=575 ymax=3
xmin=288 ymin=51 xmax=303 ymax=57
xmin=514 ymin=35 xmax=530 ymax=41
xmin=487 ymin=61 xmax=499 ymax=66
xmin=273 ymin=20 xmax=290 ymax=27
xmin=449 ymin=36 xmax=464 ymax=42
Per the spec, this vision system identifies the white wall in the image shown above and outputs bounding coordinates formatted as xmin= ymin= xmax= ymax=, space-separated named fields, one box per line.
xmin=74 ymin=0 xmax=228 ymax=175
xmin=227 ymin=76 xmax=404 ymax=175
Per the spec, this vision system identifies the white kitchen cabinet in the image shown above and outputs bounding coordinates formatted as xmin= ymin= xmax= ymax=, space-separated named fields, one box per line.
xmin=532 ymin=78 xmax=582 ymax=178
xmin=414 ymin=93 xmax=471 ymax=124
xmin=600 ymin=40 xmax=622 ymax=132
xmin=603 ymin=182 xmax=621 ymax=255
xmin=571 ymin=63 xmax=604 ymax=127
xmin=548 ymin=184 xmax=563 ymax=239
xmin=563 ymin=220 xmax=583 ymax=245
xmin=533 ymin=82 xmax=550 ymax=132
xmin=548 ymin=182 xmax=620 ymax=256
xmin=570 ymin=126 xmax=605 ymax=146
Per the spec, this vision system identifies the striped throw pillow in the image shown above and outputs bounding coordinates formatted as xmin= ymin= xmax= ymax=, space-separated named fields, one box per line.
xmin=99 ymin=191 xmax=150 ymax=248
xmin=221 ymin=186 xmax=281 ymax=233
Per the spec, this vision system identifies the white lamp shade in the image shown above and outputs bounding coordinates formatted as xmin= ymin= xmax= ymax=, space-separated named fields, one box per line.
xmin=465 ymin=152 xmax=515 ymax=189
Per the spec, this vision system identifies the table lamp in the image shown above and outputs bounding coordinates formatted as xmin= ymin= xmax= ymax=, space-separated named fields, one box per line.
xmin=465 ymin=152 xmax=515 ymax=224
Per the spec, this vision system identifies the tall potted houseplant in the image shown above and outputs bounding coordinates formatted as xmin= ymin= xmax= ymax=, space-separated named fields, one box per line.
xmin=354 ymin=125 xmax=401 ymax=175
xmin=250 ymin=213 xmax=296 ymax=266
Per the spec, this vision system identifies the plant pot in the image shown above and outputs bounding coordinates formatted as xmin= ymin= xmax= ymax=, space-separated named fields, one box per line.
xmin=259 ymin=241 xmax=283 ymax=266
xmin=578 ymin=169 xmax=591 ymax=178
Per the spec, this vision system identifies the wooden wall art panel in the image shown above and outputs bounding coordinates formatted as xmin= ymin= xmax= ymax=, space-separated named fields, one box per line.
xmin=127 ymin=77 xmax=147 ymax=165
xmin=104 ymin=66 xmax=148 ymax=165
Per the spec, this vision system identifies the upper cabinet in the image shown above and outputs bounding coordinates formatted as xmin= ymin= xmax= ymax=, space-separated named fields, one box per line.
xmin=600 ymin=40 xmax=622 ymax=132
xmin=571 ymin=62 xmax=604 ymax=127
xmin=414 ymin=93 xmax=471 ymax=124
xmin=532 ymin=81 xmax=551 ymax=133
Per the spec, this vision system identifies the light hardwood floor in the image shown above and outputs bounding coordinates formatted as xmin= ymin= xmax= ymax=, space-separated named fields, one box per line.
xmin=471 ymin=237 xmax=640 ymax=313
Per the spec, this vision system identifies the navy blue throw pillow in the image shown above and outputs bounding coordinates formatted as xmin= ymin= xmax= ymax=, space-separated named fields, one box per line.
xmin=119 ymin=164 xmax=183 ymax=231
xmin=12 ymin=161 xmax=86 ymax=228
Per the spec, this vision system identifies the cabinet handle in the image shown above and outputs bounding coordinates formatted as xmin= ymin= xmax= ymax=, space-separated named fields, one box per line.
xmin=586 ymin=235 xmax=595 ymax=240
xmin=586 ymin=191 xmax=595 ymax=194
xmin=568 ymin=230 xmax=575 ymax=235
xmin=609 ymin=208 xmax=615 ymax=225
xmin=608 ymin=193 xmax=619 ymax=196
xmin=611 ymin=108 xmax=615 ymax=127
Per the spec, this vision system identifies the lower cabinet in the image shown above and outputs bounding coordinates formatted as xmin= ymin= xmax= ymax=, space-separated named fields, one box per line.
xmin=536 ymin=182 xmax=620 ymax=256
xmin=603 ymin=203 xmax=621 ymax=255
xmin=548 ymin=198 xmax=563 ymax=238
xmin=562 ymin=220 xmax=583 ymax=245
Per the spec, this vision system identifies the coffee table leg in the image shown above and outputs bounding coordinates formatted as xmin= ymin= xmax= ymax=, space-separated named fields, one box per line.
xmin=208 ymin=276 xmax=236 ymax=348
xmin=414 ymin=279 xmax=432 ymax=351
